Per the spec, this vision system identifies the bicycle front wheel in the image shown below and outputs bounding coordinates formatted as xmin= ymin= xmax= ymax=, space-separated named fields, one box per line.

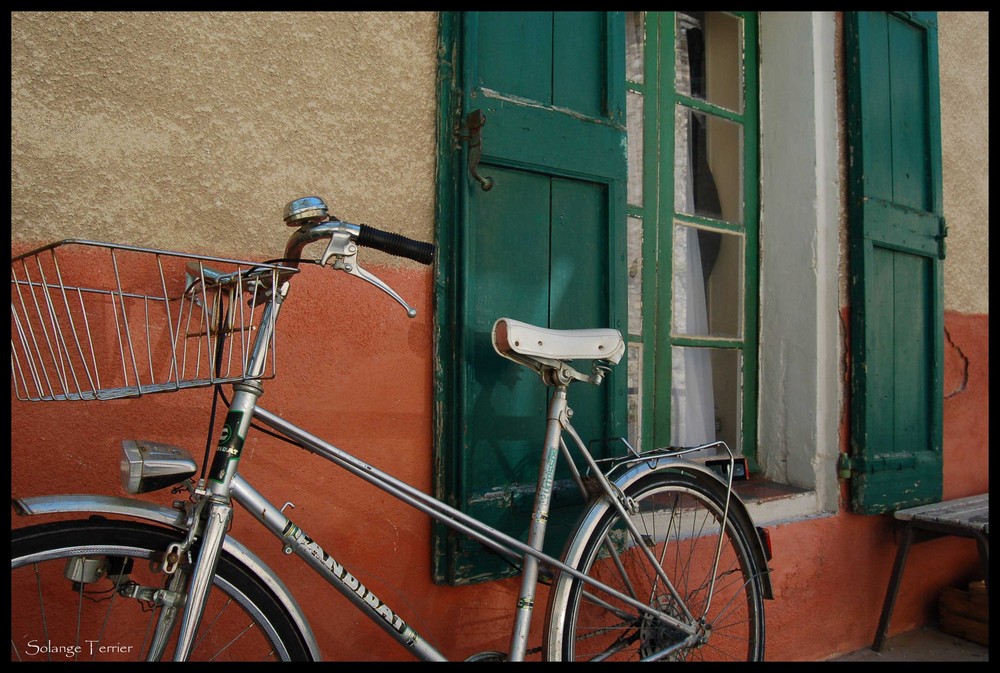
xmin=11 ymin=518 xmax=311 ymax=662
xmin=547 ymin=471 xmax=766 ymax=661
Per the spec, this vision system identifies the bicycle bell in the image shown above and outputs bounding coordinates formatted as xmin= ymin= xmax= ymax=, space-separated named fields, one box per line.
xmin=284 ymin=196 xmax=331 ymax=226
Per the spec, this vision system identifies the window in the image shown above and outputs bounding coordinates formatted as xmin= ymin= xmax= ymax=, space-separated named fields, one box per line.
xmin=624 ymin=12 xmax=759 ymax=464
xmin=433 ymin=12 xmax=875 ymax=582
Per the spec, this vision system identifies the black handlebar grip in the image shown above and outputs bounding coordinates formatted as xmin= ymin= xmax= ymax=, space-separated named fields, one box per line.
xmin=357 ymin=224 xmax=435 ymax=265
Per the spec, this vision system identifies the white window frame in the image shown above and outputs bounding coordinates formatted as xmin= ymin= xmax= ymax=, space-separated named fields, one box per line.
xmin=751 ymin=11 xmax=842 ymax=523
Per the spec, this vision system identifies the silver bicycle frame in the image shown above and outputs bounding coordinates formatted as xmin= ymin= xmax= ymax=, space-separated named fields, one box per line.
xmin=226 ymin=400 xmax=702 ymax=661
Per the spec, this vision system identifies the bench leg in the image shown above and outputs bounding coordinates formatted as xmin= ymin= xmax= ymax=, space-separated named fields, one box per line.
xmin=975 ymin=534 xmax=988 ymax=593
xmin=873 ymin=524 xmax=914 ymax=652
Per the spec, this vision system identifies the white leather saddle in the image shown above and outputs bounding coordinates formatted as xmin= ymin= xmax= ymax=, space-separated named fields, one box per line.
xmin=492 ymin=317 xmax=624 ymax=384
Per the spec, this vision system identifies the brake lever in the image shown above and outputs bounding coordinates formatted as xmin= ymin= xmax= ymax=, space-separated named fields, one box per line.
xmin=320 ymin=228 xmax=418 ymax=318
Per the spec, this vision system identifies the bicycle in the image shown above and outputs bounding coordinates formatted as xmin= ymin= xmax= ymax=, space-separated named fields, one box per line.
xmin=10 ymin=195 xmax=773 ymax=662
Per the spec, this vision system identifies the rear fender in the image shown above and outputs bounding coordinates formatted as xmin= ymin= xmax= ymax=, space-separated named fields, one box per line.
xmin=544 ymin=457 xmax=773 ymax=659
xmin=603 ymin=456 xmax=773 ymax=599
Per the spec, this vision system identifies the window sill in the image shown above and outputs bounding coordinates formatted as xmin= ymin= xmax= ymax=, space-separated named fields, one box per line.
xmin=735 ymin=476 xmax=831 ymax=525
xmin=734 ymin=477 xmax=811 ymax=502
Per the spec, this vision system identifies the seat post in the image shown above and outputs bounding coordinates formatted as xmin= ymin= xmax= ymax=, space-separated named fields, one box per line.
xmin=508 ymin=385 xmax=569 ymax=660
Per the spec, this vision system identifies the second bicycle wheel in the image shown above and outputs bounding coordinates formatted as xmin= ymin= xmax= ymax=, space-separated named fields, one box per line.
xmin=547 ymin=470 xmax=766 ymax=661
xmin=11 ymin=518 xmax=312 ymax=662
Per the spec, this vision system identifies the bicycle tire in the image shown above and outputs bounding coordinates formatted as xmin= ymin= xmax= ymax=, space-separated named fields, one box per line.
xmin=11 ymin=518 xmax=312 ymax=662
xmin=546 ymin=471 xmax=766 ymax=661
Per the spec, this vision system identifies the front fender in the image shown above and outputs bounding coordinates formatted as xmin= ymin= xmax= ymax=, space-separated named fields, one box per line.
xmin=12 ymin=494 xmax=322 ymax=661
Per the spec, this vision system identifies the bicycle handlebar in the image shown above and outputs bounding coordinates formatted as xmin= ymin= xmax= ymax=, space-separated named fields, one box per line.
xmin=282 ymin=195 xmax=434 ymax=266
xmin=280 ymin=196 xmax=434 ymax=317
xmin=356 ymin=223 xmax=434 ymax=265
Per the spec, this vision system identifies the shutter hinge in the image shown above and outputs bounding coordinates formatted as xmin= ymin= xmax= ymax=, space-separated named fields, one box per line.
xmin=839 ymin=452 xmax=922 ymax=477
xmin=934 ymin=216 xmax=948 ymax=259
xmin=837 ymin=453 xmax=854 ymax=479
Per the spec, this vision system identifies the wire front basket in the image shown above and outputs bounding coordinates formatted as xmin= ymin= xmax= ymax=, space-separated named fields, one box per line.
xmin=11 ymin=240 xmax=298 ymax=402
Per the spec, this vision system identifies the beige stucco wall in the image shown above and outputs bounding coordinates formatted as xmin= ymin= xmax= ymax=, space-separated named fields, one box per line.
xmin=11 ymin=12 xmax=989 ymax=310
xmin=939 ymin=12 xmax=989 ymax=315
xmin=11 ymin=11 xmax=439 ymax=265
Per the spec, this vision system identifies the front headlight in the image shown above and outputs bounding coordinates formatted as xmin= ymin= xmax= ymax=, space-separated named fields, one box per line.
xmin=120 ymin=440 xmax=197 ymax=494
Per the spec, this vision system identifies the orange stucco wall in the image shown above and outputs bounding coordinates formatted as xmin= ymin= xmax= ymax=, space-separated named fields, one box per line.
xmin=9 ymin=255 xmax=988 ymax=660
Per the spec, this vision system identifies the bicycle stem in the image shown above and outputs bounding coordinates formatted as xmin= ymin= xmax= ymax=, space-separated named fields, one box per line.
xmin=283 ymin=219 xmax=341 ymax=266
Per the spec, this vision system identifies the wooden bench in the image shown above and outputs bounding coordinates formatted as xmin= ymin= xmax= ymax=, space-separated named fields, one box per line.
xmin=872 ymin=493 xmax=989 ymax=651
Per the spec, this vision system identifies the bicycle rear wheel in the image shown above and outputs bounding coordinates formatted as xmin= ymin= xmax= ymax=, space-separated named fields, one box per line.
xmin=547 ymin=471 xmax=766 ymax=661
xmin=11 ymin=518 xmax=311 ymax=662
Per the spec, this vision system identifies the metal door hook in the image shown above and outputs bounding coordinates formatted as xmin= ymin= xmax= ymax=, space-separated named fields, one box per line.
xmin=457 ymin=110 xmax=494 ymax=191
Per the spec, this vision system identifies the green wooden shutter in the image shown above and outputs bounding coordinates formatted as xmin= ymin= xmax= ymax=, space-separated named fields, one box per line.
xmin=433 ymin=12 xmax=628 ymax=584
xmin=845 ymin=12 xmax=945 ymax=514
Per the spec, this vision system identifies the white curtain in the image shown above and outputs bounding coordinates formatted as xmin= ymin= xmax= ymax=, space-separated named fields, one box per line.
xmin=671 ymin=225 xmax=715 ymax=448
xmin=671 ymin=17 xmax=717 ymax=451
